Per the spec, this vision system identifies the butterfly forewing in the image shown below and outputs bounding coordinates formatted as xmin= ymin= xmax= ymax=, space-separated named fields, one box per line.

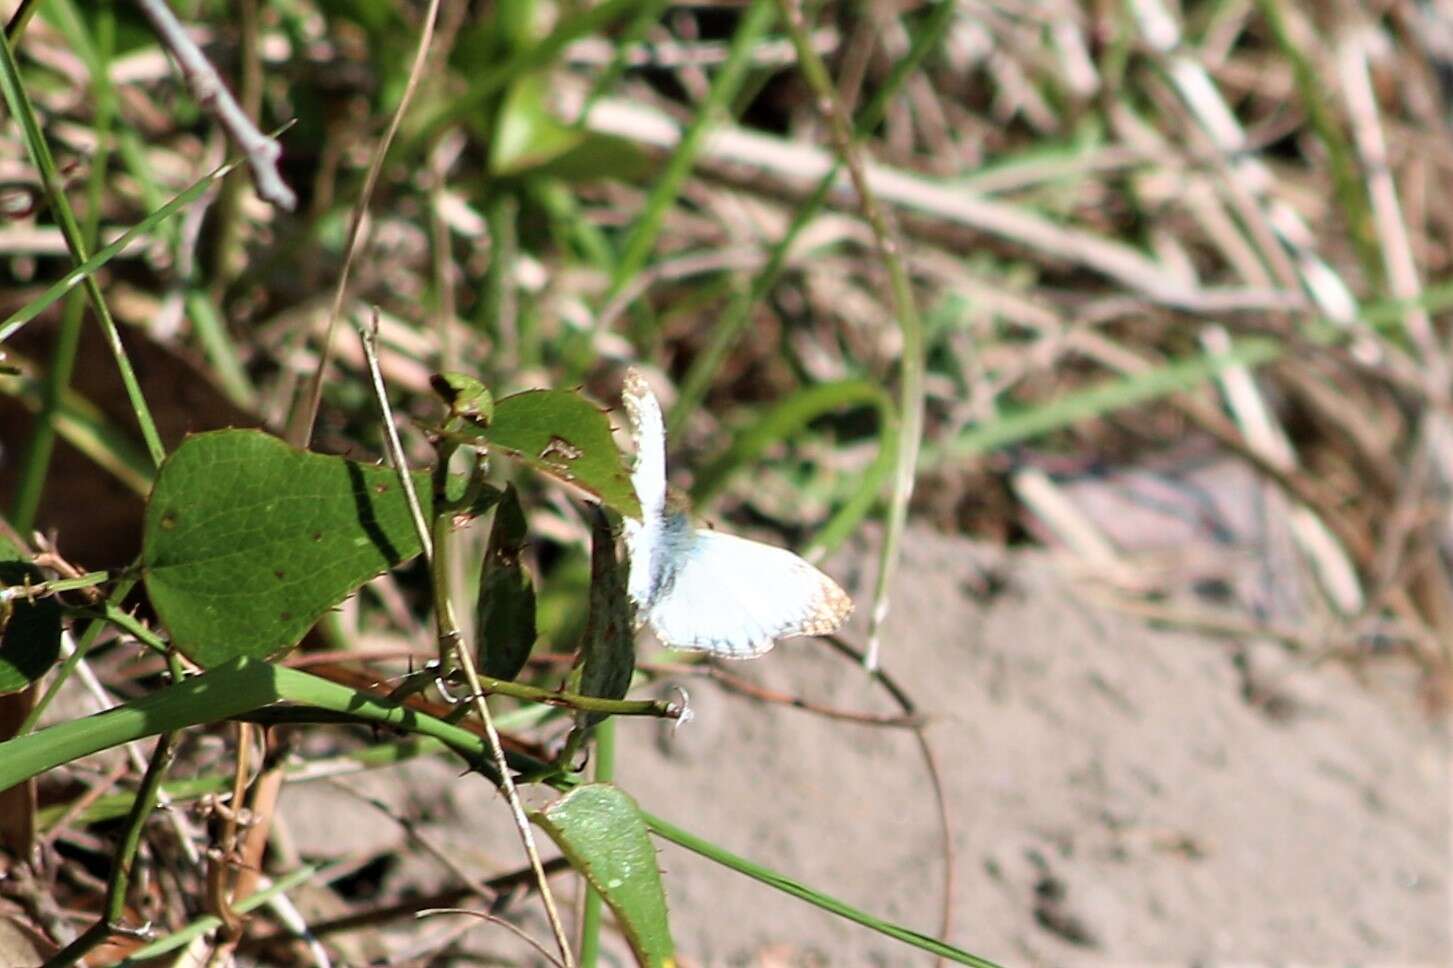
xmin=622 ymin=369 xmax=666 ymax=520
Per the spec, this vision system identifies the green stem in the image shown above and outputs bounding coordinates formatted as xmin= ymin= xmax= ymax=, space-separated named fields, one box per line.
xmin=4 ymin=663 xmax=1001 ymax=967
xmin=0 ymin=570 xmax=110 ymax=604
xmin=604 ymin=0 xmax=774 ymax=303
xmin=0 ymin=152 xmax=245 ymax=344
xmin=44 ymin=732 xmax=177 ymax=968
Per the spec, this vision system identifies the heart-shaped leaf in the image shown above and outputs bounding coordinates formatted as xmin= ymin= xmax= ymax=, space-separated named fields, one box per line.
xmin=142 ymin=430 xmax=430 ymax=666
xmin=536 ymin=784 xmax=675 ymax=967
xmin=476 ymin=484 xmax=537 ymax=681
xmin=0 ymin=535 xmax=60 ymax=696
xmin=449 ymin=387 xmax=640 ymax=519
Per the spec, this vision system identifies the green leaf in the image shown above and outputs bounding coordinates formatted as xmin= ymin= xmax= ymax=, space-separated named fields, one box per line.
xmin=449 ymin=387 xmax=640 ymax=519
xmin=536 ymin=784 xmax=675 ymax=967
xmin=431 ymin=371 xmax=495 ymax=424
xmin=490 ymin=74 xmax=586 ymax=176
xmin=576 ymin=512 xmax=634 ymax=728
xmin=0 ymin=537 xmax=61 ymax=697
xmin=142 ymin=430 xmax=430 ymax=666
xmin=527 ymin=130 xmax=649 ymax=183
xmin=476 ymin=484 xmax=537 ymax=681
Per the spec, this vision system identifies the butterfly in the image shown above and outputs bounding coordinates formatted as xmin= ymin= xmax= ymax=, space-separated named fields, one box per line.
xmin=620 ymin=368 xmax=852 ymax=658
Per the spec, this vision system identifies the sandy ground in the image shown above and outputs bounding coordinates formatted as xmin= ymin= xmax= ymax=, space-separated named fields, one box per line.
xmin=272 ymin=524 xmax=1449 ymax=966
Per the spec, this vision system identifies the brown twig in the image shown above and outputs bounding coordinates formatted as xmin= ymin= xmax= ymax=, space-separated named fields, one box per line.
xmin=132 ymin=0 xmax=296 ymax=210
xmin=818 ymin=633 xmax=957 ymax=951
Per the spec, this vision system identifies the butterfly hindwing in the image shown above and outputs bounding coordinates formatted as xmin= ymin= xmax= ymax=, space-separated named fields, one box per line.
xmin=643 ymin=529 xmax=852 ymax=658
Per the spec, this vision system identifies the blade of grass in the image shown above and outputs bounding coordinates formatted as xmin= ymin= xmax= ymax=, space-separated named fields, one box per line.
xmin=669 ymin=0 xmax=957 ymax=435
xmin=603 ymin=0 xmax=774 ymax=307
xmin=184 ymin=288 xmax=258 ymax=409
xmin=689 ymin=379 xmax=895 ymax=559
xmin=42 ymin=0 xmax=178 ymax=253
xmin=0 ymin=26 xmax=164 ymax=466
xmin=9 ymin=3 xmax=115 ymax=532
xmin=114 ymin=862 xmax=331 ymax=965
xmin=642 ymin=810 xmax=1003 ymax=967
xmin=0 ymin=658 xmax=513 ymax=792
xmin=0 ymin=367 xmax=154 ymax=495
xmin=0 ymin=154 xmax=246 ymax=343
xmin=930 ymin=336 xmax=1284 ymax=463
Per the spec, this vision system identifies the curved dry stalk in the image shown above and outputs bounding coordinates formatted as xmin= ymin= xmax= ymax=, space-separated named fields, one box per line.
xmin=288 ymin=0 xmax=443 ymax=449
xmin=818 ymin=632 xmax=957 ymax=952
xmin=774 ymin=0 xmax=926 ymax=672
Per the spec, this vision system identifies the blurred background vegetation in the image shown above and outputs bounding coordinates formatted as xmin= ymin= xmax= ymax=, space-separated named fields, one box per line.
xmin=2 ymin=0 xmax=1452 ymax=962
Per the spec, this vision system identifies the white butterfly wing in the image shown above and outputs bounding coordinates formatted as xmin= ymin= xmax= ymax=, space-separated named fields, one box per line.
xmin=621 ymin=369 xmax=666 ymax=520
xmin=642 ymin=529 xmax=852 ymax=658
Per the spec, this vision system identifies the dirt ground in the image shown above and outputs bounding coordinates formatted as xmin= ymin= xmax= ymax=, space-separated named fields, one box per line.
xmin=273 ymin=523 xmax=1450 ymax=966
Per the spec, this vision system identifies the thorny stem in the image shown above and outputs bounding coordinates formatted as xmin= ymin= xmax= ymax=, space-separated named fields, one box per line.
xmin=43 ymin=732 xmax=177 ymax=968
xmin=0 ymin=570 xmax=110 ymax=604
xmin=359 ymin=326 xmax=577 ymax=968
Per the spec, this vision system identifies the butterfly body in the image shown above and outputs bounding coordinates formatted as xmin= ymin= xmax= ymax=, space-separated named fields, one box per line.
xmin=621 ymin=369 xmax=852 ymax=658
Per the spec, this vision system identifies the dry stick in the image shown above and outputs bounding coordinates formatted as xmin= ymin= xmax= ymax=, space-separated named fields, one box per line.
xmin=356 ymin=316 xmax=576 ymax=968
xmin=416 ymin=909 xmax=566 ymax=968
xmin=1338 ymin=29 xmax=1453 ymax=661
xmin=39 ymin=759 xmax=131 ymax=850
xmin=572 ymin=91 xmax=1300 ymax=315
xmin=1132 ymin=0 xmax=1359 ymax=325
xmin=204 ymin=721 xmax=254 ymax=936
xmin=1133 ymin=0 xmax=1370 ymax=616
xmin=132 ymin=0 xmax=295 ymax=210
xmin=288 ymin=0 xmax=443 ymax=449
xmin=774 ymin=0 xmax=925 ymax=673
xmin=328 ymin=778 xmax=504 ymax=904
xmin=237 ymin=858 xmax=573 ymax=953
